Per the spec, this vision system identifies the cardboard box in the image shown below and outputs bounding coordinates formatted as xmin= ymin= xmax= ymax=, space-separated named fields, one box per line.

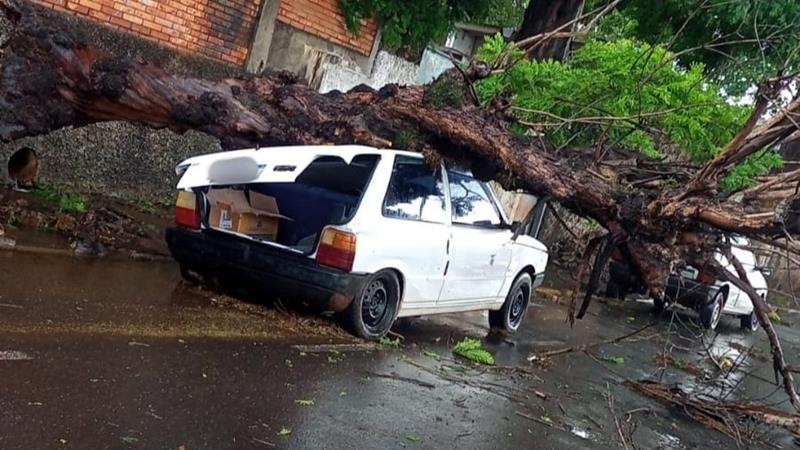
xmin=207 ymin=189 xmax=287 ymax=240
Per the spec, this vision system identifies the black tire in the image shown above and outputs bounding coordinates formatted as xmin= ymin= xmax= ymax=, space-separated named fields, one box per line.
xmin=605 ymin=279 xmax=620 ymax=299
xmin=179 ymin=265 xmax=204 ymax=285
xmin=489 ymin=273 xmax=532 ymax=333
xmin=699 ymin=291 xmax=725 ymax=330
xmin=653 ymin=297 xmax=665 ymax=314
xmin=741 ymin=312 xmax=759 ymax=332
xmin=342 ymin=270 xmax=400 ymax=340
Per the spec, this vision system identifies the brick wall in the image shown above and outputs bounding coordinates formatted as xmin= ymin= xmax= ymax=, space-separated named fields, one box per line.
xmin=277 ymin=0 xmax=377 ymax=55
xmin=32 ymin=0 xmax=261 ymax=65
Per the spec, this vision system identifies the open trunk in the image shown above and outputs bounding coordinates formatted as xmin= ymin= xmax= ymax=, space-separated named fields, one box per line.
xmin=197 ymin=154 xmax=380 ymax=254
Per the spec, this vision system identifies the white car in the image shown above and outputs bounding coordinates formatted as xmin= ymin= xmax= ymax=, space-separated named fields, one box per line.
xmin=608 ymin=237 xmax=768 ymax=331
xmin=166 ymin=146 xmax=549 ymax=339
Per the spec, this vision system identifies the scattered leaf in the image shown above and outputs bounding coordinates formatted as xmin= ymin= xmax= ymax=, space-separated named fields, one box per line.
xmin=339 ymin=391 xmax=347 ymax=397
xmin=423 ymin=350 xmax=440 ymax=360
xmin=671 ymin=359 xmax=687 ymax=370
xmin=294 ymin=399 xmax=315 ymax=406
xmin=539 ymin=415 xmax=553 ymax=425
xmin=120 ymin=436 xmax=139 ymax=444
xmin=602 ymin=356 xmax=625 ymax=365
xmin=379 ymin=336 xmax=401 ymax=348
xmin=405 ymin=432 xmax=421 ymax=443
xmin=768 ymin=310 xmax=782 ymax=323
xmin=453 ymin=337 xmax=494 ymax=365
xmin=277 ymin=427 xmax=292 ymax=436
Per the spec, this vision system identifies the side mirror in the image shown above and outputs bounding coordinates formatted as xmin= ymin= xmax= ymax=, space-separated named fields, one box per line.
xmin=757 ymin=267 xmax=773 ymax=277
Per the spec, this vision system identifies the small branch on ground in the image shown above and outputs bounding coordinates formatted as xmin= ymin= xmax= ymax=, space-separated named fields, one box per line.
xmin=531 ymin=322 xmax=656 ymax=359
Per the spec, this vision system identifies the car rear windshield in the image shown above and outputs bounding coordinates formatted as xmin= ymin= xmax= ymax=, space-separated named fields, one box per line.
xmin=210 ymin=154 xmax=379 ymax=253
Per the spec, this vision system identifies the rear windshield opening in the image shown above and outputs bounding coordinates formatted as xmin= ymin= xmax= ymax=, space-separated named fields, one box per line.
xmin=203 ymin=154 xmax=379 ymax=254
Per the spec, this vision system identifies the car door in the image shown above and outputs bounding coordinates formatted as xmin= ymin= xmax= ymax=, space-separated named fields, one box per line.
xmin=377 ymin=155 xmax=450 ymax=307
xmin=438 ymin=168 xmax=513 ymax=305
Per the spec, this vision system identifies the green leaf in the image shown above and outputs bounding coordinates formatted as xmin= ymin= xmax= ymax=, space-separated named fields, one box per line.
xmin=453 ymin=337 xmax=495 ymax=365
xmin=277 ymin=427 xmax=292 ymax=436
xmin=602 ymin=356 xmax=625 ymax=365
xmin=423 ymin=350 xmax=440 ymax=360
xmin=120 ymin=436 xmax=139 ymax=445
xmin=379 ymin=337 xmax=401 ymax=348
xmin=405 ymin=432 xmax=421 ymax=443
xmin=294 ymin=399 xmax=315 ymax=406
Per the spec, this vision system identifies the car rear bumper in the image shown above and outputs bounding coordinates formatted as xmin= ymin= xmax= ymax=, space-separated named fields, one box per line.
xmin=166 ymin=227 xmax=367 ymax=312
xmin=664 ymin=274 xmax=719 ymax=307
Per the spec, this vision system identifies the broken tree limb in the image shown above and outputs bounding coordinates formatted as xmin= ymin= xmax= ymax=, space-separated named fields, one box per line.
xmin=531 ymin=322 xmax=656 ymax=359
xmin=627 ymin=380 xmax=800 ymax=441
xmin=713 ymin=245 xmax=800 ymax=413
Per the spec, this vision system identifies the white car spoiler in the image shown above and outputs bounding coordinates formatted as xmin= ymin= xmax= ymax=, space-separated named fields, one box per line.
xmin=175 ymin=145 xmax=385 ymax=190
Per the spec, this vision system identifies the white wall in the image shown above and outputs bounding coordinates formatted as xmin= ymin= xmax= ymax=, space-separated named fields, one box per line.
xmin=319 ymin=51 xmax=419 ymax=93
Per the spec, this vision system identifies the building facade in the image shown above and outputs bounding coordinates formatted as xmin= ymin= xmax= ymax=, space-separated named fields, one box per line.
xmin=32 ymin=0 xmax=380 ymax=73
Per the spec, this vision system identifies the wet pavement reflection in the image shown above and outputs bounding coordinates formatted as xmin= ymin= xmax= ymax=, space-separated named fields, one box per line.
xmin=1 ymin=250 xmax=797 ymax=449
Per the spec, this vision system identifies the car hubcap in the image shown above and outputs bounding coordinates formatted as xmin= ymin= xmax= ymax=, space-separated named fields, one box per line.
xmin=751 ymin=313 xmax=759 ymax=331
xmin=508 ymin=288 xmax=527 ymax=327
xmin=711 ymin=298 xmax=722 ymax=329
xmin=361 ymin=280 xmax=388 ymax=329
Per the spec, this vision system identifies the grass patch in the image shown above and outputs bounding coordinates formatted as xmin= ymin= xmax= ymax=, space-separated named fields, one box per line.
xmin=379 ymin=336 xmax=401 ymax=348
xmin=31 ymin=183 xmax=87 ymax=212
xmin=453 ymin=337 xmax=494 ymax=365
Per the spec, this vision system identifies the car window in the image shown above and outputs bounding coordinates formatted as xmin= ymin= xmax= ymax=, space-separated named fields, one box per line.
xmin=447 ymin=169 xmax=502 ymax=227
xmin=383 ymin=156 xmax=447 ymax=223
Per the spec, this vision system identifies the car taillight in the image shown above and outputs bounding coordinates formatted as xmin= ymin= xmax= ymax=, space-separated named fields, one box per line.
xmin=316 ymin=228 xmax=356 ymax=272
xmin=697 ymin=270 xmax=716 ymax=285
xmin=174 ymin=190 xmax=201 ymax=229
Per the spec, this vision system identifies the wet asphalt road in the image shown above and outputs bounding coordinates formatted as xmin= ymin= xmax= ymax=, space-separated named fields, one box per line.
xmin=1 ymin=250 xmax=798 ymax=449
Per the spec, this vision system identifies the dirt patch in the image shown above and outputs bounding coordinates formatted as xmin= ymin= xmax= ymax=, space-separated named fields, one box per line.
xmin=0 ymin=187 xmax=171 ymax=257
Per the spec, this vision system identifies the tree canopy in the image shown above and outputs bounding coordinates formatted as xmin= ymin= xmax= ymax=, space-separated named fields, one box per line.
xmin=476 ymin=35 xmax=782 ymax=191
xmin=339 ymin=0 xmax=527 ymax=53
xmin=592 ymin=0 xmax=800 ymax=95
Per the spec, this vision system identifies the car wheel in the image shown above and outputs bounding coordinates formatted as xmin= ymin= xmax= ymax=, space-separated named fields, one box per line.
xmin=605 ymin=279 xmax=620 ymax=299
xmin=653 ymin=297 xmax=665 ymax=314
xmin=741 ymin=312 xmax=759 ymax=332
xmin=699 ymin=291 xmax=725 ymax=330
xmin=489 ymin=273 xmax=532 ymax=333
xmin=342 ymin=270 xmax=400 ymax=340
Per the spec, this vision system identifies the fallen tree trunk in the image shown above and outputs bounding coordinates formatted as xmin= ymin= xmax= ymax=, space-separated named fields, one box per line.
xmin=3 ymin=0 xmax=800 ymax=410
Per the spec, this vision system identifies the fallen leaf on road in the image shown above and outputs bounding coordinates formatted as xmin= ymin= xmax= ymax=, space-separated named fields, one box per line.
xmin=602 ymin=356 xmax=625 ymax=365
xmin=120 ymin=436 xmax=139 ymax=444
xmin=405 ymin=432 xmax=420 ymax=443
xmin=294 ymin=399 xmax=314 ymax=406
xmin=277 ymin=427 xmax=292 ymax=436
xmin=423 ymin=350 xmax=440 ymax=360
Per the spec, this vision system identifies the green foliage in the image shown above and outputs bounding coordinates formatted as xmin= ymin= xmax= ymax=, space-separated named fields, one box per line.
xmin=602 ymin=356 xmax=625 ymax=365
xmin=475 ymin=36 xmax=781 ymax=190
xmin=339 ymin=0 xmax=527 ymax=53
xmin=379 ymin=336 xmax=401 ymax=348
xmin=720 ymin=150 xmax=783 ymax=192
xmin=340 ymin=0 xmax=489 ymax=52
xmin=32 ymin=182 xmax=87 ymax=212
xmin=477 ymin=37 xmax=747 ymax=161
xmin=453 ymin=337 xmax=495 ymax=365
xmin=590 ymin=0 xmax=800 ymax=95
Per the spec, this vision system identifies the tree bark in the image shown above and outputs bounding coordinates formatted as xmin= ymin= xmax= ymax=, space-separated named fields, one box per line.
xmin=516 ymin=0 xmax=585 ymax=60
